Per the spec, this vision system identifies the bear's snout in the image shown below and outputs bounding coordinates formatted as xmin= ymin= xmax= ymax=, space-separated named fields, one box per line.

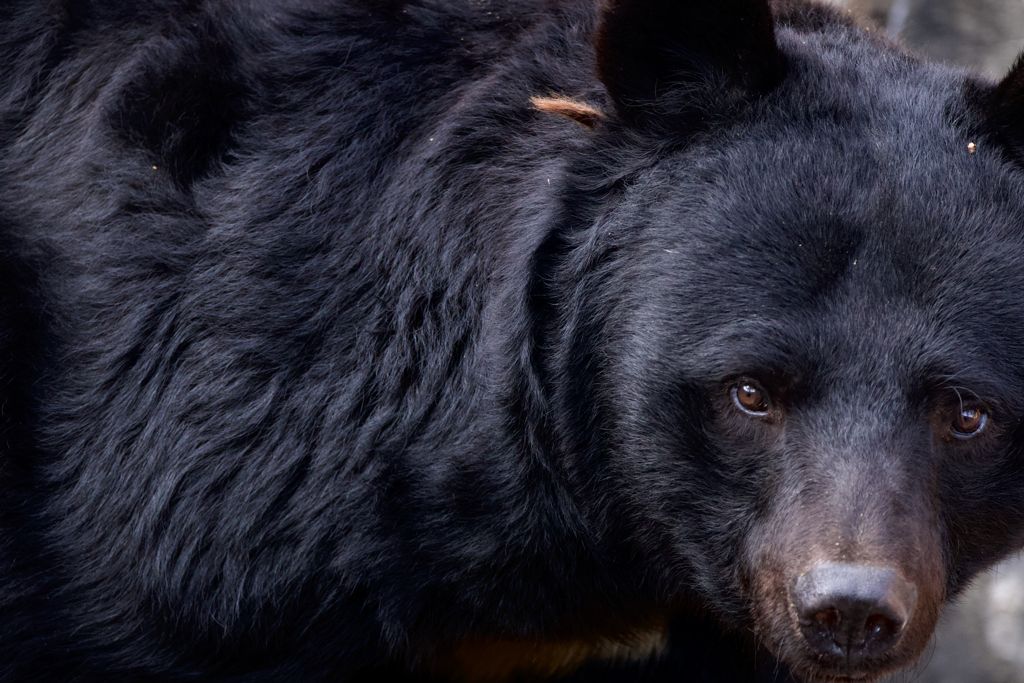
xmin=742 ymin=433 xmax=947 ymax=681
xmin=790 ymin=563 xmax=918 ymax=666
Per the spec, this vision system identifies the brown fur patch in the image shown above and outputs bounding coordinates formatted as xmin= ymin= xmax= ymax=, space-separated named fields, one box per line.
xmin=431 ymin=624 xmax=669 ymax=682
xmin=530 ymin=95 xmax=605 ymax=128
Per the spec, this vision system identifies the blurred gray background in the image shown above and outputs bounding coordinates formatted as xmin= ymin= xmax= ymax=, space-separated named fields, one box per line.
xmin=822 ymin=1 xmax=1024 ymax=680
xmin=833 ymin=0 xmax=1024 ymax=78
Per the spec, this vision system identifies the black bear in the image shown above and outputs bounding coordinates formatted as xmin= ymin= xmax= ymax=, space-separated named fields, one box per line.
xmin=3 ymin=0 xmax=1024 ymax=681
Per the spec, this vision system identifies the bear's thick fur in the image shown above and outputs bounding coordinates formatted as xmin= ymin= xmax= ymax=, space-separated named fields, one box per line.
xmin=4 ymin=0 xmax=1024 ymax=681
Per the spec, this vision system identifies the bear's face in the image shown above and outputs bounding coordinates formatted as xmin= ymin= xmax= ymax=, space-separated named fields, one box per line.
xmin=570 ymin=24 xmax=1024 ymax=682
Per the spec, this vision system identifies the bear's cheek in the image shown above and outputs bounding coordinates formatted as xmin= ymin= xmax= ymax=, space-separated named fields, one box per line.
xmin=736 ymin=453 xmax=946 ymax=681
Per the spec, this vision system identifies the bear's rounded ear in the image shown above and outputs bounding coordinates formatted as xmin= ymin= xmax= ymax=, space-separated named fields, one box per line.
xmin=992 ymin=54 xmax=1024 ymax=154
xmin=594 ymin=0 xmax=785 ymax=121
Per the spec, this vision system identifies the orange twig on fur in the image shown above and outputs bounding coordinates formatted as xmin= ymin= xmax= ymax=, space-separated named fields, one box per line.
xmin=530 ymin=96 xmax=604 ymax=128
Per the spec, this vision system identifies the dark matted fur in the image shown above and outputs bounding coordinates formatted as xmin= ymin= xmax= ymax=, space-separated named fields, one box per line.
xmin=4 ymin=0 xmax=1024 ymax=681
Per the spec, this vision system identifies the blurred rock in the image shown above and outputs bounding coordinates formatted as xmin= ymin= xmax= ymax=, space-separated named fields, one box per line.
xmin=826 ymin=0 xmax=1024 ymax=78
xmin=898 ymin=0 xmax=1024 ymax=78
xmin=838 ymin=0 xmax=898 ymax=27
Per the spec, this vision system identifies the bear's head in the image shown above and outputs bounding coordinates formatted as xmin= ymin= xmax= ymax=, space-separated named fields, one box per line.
xmin=539 ymin=0 xmax=1024 ymax=680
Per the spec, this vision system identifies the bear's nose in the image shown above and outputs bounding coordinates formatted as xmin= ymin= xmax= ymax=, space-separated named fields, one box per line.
xmin=790 ymin=563 xmax=917 ymax=665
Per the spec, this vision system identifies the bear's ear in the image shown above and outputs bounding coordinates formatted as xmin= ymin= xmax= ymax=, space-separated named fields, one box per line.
xmin=992 ymin=54 xmax=1024 ymax=153
xmin=594 ymin=0 xmax=785 ymax=120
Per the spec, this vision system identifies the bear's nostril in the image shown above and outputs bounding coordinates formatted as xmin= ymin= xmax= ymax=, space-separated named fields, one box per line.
xmin=814 ymin=607 xmax=840 ymax=628
xmin=810 ymin=607 xmax=841 ymax=640
xmin=790 ymin=563 xmax=917 ymax=665
xmin=861 ymin=610 xmax=906 ymax=654
xmin=866 ymin=612 xmax=896 ymax=637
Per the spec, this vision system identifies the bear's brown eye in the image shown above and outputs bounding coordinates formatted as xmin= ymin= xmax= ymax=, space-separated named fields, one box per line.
xmin=732 ymin=381 xmax=770 ymax=416
xmin=951 ymin=407 xmax=988 ymax=439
